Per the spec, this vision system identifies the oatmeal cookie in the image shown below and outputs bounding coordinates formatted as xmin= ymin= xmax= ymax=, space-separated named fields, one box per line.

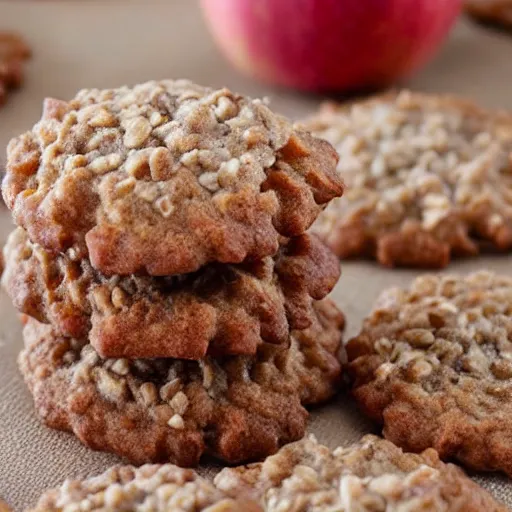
xmin=466 ymin=0 xmax=512 ymax=27
xmin=215 ymin=435 xmax=506 ymax=511
xmin=3 ymin=80 xmax=342 ymax=276
xmin=4 ymin=228 xmax=339 ymax=359
xmin=348 ymin=271 xmax=512 ymax=475
xmin=27 ymin=464 xmax=260 ymax=512
xmin=303 ymin=91 xmax=512 ymax=268
xmin=0 ymin=32 xmax=31 ymax=106
xmin=19 ymin=299 xmax=343 ymax=466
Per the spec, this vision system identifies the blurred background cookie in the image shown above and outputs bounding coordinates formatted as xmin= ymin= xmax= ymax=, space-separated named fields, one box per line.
xmin=466 ymin=0 xmax=512 ymax=28
xmin=303 ymin=91 xmax=512 ymax=268
xmin=0 ymin=32 xmax=30 ymax=106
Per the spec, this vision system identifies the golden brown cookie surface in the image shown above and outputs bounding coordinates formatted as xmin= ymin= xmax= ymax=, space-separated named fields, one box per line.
xmin=303 ymin=91 xmax=512 ymax=268
xmin=4 ymin=228 xmax=339 ymax=359
xmin=19 ymin=300 xmax=343 ymax=466
xmin=216 ymin=435 xmax=506 ymax=511
xmin=27 ymin=464 xmax=261 ymax=512
xmin=348 ymin=271 xmax=512 ymax=476
xmin=3 ymin=80 xmax=342 ymax=277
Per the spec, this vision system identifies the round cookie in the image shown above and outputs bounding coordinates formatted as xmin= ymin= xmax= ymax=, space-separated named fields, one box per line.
xmin=215 ymin=435 xmax=506 ymax=511
xmin=4 ymin=228 xmax=339 ymax=359
xmin=348 ymin=271 xmax=512 ymax=476
xmin=302 ymin=91 xmax=512 ymax=268
xmin=28 ymin=464 xmax=260 ymax=512
xmin=3 ymin=80 xmax=343 ymax=276
xmin=466 ymin=0 xmax=512 ymax=28
xmin=19 ymin=299 xmax=344 ymax=466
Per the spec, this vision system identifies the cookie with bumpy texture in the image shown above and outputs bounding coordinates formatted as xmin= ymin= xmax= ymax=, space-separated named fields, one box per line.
xmin=4 ymin=228 xmax=339 ymax=359
xmin=27 ymin=464 xmax=260 ymax=512
xmin=348 ymin=271 xmax=512 ymax=476
xmin=19 ymin=299 xmax=343 ymax=466
xmin=215 ymin=435 xmax=506 ymax=511
xmin=466 ymin=0 xmax=512 ymax=27
xmin=303 ymin=91 xmax=512 ymax=268
xmin=3 ymin=80 xmax=342 ymax=277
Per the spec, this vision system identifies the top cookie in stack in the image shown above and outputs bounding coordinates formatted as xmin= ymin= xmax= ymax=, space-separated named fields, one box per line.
xmin=3 ymin=80 xmax=342 ymax=276
xmin=2 ymin=79 xmax=344 ymax=360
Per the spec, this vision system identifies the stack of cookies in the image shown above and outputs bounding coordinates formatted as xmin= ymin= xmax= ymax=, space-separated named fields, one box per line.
xmin=1 ymin=80 xmax=345 ymax=466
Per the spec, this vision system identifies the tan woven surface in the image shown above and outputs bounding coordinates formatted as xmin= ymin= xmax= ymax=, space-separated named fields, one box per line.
xmin=1 ymin=1 xmax=512 ymax=510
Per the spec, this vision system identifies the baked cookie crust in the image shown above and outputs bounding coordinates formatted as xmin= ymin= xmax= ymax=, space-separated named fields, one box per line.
xmin=3 ymin=80 xmax=342 ymax=276
xmin=20 ymin=300 xmax=343 ymax=466
xmin=28 ymin=464 xmax=260 ymax=512
xmin=215 ymin=435 xmax=506 ymax=511
xmin=4 ymin=228 xmax=339 ymax=359
xmin=303 ymin=91 xmax=512 ymax=268
xmin=348 ymin=271 xmax=512 ymax=476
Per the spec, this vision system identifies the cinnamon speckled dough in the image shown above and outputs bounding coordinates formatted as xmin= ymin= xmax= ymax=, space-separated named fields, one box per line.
xmin=28 ymin=464 xmax=260 ymax=512
xmin=348 ymin=271 xmax=512 ymax=476
xmin=303 ymin=91 xmax=512 ymax=268
xmin=19 ymin=299 xmax=343 ymax=466
xmin=3 ymin=79 xmax=343 ymax=277
xmin=4 ymin=228 xmax=339 ymax=359
xmin=215 ymin=435 xmax=506 ymax=511
xmin=466 ymin=0 xmax=512 ymax=27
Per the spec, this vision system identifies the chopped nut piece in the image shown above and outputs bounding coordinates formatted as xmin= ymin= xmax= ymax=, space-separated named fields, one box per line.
xmin=111 ymin=359 xmax=129 ymax=376
xmin=167 ymin=414 xmax=185 ymax=429
xmin=198 ymin=171 xmax=220 ymax=192
xmin=123 ymin=116 xmax=152 ymax=148
xmin=170 ymin=391 xmax=189 ymax=415
xmin=139 ymin=382 xmax=158 ymax=407
xmin=89 ymin=154 xmax=123 ymax=175
xmin=159 ymin=378 xmax=182 ymax=402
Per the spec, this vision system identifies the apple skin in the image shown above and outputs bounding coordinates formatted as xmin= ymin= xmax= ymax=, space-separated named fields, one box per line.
xmin=201 ymin=0 xmax=462 ymax=92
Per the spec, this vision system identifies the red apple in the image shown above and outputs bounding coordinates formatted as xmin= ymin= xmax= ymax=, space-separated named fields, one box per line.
xmin=201 ymin=0 xmax=462 ymax=92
